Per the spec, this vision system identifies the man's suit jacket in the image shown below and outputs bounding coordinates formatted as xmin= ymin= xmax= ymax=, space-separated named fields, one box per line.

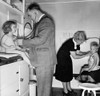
xmin=23 ymin=15 xmax=57 ymax=67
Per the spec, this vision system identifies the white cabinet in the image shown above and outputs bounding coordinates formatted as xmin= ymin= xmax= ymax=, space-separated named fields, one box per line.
xmin=1 ymin=83 xmax=19 ymax=96
xmin=0 ymin=60 xmax=29 ymax=96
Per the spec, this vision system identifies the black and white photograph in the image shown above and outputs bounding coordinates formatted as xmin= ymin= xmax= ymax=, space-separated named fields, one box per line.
xmin=0 ymin=0 xmax=100 ymax=96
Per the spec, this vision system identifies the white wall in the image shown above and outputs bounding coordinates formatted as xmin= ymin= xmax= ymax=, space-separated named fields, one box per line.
xmin=40 ymin=1 xmax=100 ymax=51
xmin=0 ymin=12 xmax=7 ymax=40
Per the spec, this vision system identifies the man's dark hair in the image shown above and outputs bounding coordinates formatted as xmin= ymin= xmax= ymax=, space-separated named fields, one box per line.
xmin=27 ymin=2 xmax=43 ymax=12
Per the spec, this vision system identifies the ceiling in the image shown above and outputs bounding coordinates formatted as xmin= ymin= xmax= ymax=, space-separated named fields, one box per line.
xmin=26 ymin=0 xmax=100 ymax=5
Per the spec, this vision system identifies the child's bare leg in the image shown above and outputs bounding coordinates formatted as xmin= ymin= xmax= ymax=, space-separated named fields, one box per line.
xmin=76 ymin=75 xmax=88 ymax=82
xmin=88 ymin=76 xmax=95 ymax=82
xmin=81 ymin=75 xmax=88 ymax=81
xmin=76 ymin=75 xmax=81 ymax=81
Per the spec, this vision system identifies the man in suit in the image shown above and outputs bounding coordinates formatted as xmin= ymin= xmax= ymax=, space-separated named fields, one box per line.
xmin=23 ymin=2 xmax=57 ymax=96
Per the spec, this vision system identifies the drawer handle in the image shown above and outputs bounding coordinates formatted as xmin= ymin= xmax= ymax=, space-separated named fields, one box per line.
xmin=16 ymin=89 xmax=19 ymax=92
xmin=16 ymin=72 xmax=19 ymax=74
xmin=20 ymin=78 xmax=24 ymax=82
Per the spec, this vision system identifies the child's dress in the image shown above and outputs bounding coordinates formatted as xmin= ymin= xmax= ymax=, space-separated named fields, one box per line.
xmin=1 ymin=35 xmax=31 ymax=66
xmin=88 ymin=53 xmax=100 ymax=71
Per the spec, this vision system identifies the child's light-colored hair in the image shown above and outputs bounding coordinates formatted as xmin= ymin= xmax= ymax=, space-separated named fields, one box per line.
xmin=91 ymin=41 xmax=100 ymax=60
xmin=73 ymin=31 xmax=87 ymax=42
xmin=90 ymin=41 xmax=99 ymax=49
xmin=2 ymin=20 xmax=17 ymax=34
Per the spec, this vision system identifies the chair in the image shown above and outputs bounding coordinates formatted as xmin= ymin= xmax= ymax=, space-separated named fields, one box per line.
xmin=78 ymin=83 xmax=100 ymax=96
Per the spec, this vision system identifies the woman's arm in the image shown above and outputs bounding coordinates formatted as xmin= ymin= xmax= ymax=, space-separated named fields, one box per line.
xmin=70 ymin=50 xmax=90 ymax=59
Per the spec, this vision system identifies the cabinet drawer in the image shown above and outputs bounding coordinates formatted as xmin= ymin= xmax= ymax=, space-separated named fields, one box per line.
xmin=1 ymin=62 xmax=19 ymax=89
xmin=1 ymin=83 xmax=19 ymax=96
xmin=19 ymin=62 xmax=29 ymax=95
xmin=20 ymin=89 xmax=29 ymax=96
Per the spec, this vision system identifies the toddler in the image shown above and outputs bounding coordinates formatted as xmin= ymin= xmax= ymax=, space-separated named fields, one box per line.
xmin=77 ymin=41 xmax=100 ymax=83
xmin=1 ymin=20 xmax=32 ymax=66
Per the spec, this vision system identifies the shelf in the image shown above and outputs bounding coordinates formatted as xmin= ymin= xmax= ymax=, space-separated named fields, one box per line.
xmin=0 ymin=0 xmax=23 ymax=15
xmin=0 ymin=0 xmax=25 ymax=38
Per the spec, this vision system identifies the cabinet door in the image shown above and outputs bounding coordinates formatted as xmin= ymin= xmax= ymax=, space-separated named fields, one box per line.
xmin=0 ymin=62 xmax=19 ymax=89
xmin=19 ymin=61 xmax=29 ymax=96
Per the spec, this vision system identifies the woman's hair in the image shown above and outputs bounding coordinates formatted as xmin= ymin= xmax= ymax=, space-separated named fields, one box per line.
xmin=73 ymin=31 xmax=87 ymax=42
xmin=2 ymin=20 xmax=17 ymax=34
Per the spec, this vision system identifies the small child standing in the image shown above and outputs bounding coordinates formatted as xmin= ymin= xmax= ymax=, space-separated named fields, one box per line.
xmin=1 ymin=20 xmax=32 ymax=66
xmin=77 ymin=41 xmax=100 ymax=83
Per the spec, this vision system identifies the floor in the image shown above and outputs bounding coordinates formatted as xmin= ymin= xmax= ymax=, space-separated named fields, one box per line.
xmin=52 ymin=88 xmax=81 ymax=96
xmin=52 ymin=87 xmax=100 ymax=96
xmin=51 ymin=76 xmax=100 ymax=96
xmin=33 ymin=76 xmax=100 ymax=96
